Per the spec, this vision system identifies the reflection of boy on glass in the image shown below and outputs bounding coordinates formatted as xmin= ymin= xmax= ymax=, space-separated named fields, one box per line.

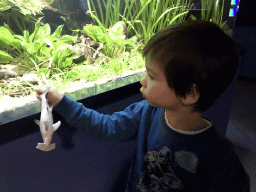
xmin=35 ymin=20 xmax=249 ymax=191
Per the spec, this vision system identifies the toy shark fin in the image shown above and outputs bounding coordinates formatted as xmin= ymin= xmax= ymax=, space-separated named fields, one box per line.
xmin=36 ymin=143 xmax=56 ymax=152
xmin=40 ymin=86 xmax=51 ymax=99
xmin=34 ymin=119 xmax=40 ymax=126
xmin=53 ymin=121 xmax=61 ymax=131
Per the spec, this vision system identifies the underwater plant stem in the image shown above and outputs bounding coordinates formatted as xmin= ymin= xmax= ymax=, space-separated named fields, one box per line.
xmin=24 ymin=57 xmax=53 ymax=76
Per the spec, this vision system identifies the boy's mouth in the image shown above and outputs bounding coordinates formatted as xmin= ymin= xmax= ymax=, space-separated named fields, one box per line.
xmin=140 ymin=88 xmax=146 ymax=98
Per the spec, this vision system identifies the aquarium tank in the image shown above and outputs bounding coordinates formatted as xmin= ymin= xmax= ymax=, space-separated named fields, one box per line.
xmin=0 ymin=0 xmax=232 ymax=124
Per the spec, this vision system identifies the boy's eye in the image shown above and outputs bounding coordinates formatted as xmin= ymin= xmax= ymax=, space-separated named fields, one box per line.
xmin=147 ymin=71 xmax=154 ymax=79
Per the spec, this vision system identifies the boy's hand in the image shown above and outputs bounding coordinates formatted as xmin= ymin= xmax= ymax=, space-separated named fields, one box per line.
xmin=34 ymin=73 xmax=64 ymax=107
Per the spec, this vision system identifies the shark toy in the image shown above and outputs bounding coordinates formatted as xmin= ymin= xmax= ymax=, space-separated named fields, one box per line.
xmin=34 ymin=86 xmax=61 ymax=152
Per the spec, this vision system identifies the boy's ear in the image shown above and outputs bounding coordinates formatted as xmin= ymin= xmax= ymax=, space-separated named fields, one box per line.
xmin=181 ymin=84 xmax=200 ymax=107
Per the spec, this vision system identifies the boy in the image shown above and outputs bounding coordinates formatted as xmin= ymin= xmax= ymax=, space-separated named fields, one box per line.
xmin=34 ymin=20 xmax=250 ymax=191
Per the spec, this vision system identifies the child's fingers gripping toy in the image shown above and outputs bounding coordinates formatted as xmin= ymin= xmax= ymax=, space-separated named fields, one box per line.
xmin=34 ymin=86 xmax=61 ymax=152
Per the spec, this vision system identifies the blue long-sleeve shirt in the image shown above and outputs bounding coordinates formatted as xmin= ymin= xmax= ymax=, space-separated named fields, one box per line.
xmin=54 ymin=95 xmax=250 ymax=192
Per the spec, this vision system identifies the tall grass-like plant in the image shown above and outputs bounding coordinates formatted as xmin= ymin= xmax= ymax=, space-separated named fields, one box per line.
xmin=122 ymin=0 xmax=195 ymax=45
xmin=87 ymin=0 xmax=123 ymax=28
xmin=201 ymin=0 xmax=226 ymax=28
xmin=87 ymin=0 xmax=195 ymax=45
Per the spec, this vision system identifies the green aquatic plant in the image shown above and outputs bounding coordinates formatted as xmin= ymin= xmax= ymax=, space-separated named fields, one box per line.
xmin=0 ymin=24 xmax=23 ymax=62
xmin=0 ymin=17 xmax=79 ymax=72
xmin=87 ymin=0 xmax=123 ymax=29
xmin=82 ymin=23 xmax=136 ymax=58
xmin=0 ymin=50 xmax=13 ymax=62
xmin=87 ymin=0 xmax=195 ymax=46
xmin=121 ymin=0 xmax=195 ymax=45
xmin=201 ymin=0 xmax=226 ymax=28
xmin=86 ymin=0 xmax=227 ymax=46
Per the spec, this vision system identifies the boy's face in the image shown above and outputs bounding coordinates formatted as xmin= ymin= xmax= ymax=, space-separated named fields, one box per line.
xmin=140 ymin=50 xmax=183 ymax=112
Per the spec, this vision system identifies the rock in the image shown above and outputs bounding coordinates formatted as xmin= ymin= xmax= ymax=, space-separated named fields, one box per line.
xmin=72 ymin=34 xmax=101 ymax=64
xmin=0 ymin=68 xmax=17 ymax=80
xmin=130 ymin=34 xmax=143 ymax=43
xmin=20 ymin=74 xmax=39 ymax=85
xmin=109 ymin=21 xmax=127 ymax=37
xmin=12 ymin=65 xmax=30 ymax=76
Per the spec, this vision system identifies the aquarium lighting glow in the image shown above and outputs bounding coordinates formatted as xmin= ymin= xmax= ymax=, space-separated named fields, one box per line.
xmin=229 ymin=0 xmax=240 ymax=17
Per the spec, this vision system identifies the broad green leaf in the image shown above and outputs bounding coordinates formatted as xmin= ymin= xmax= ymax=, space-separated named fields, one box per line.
xmin=116 ymin=26 xmax=123 ymax=34
xmin=71 ymin=29 xmax=80 ymax=37
xmin=42 ymin=23 xmax=51 ymax=36
xmin=83 ymin=25 xmax=104 ymax=42
xmin=57 ymin=51 xmax=62 ymax=67
xmin=13 ymin=35 xmax=26 ymax=43
xmin=0 ymin=27 xmax=15 ymax=47
xmin=60 ymin=48 xmax=73 ymax=61
xmin=108 ymin=30 xmax=117 ymax=40
xmin=104 ymin=36 xmax=114 ymax=47
xmin=37 ymin=56 xmax=48 ymax=62
xmin=0 ymin=40 xmax=10 ymax=50
xmin=53 ymin=41 xmax=70 ymax=52
xmin=52 ymin=51 xmax=59 ymax=63
xmin=29 ymin=17 xmax=43 ymax=42
xmin=125 ymin=39 xmax=136 ymax=47
xmin=63 ymin=57 xmax=73 ymax=68
xmin=40 ymin=46 xmax=52 ymax=58
xmin=83 ymin=25 xmax=96 ymax=41
xmin=22 ymin=43 xmax=33 ymax=51
xmin=34 ymin=26 xmax=48 ymax=41
xmin=12 ymin=39 xmax=23 ymax=49
xmin=27 ymin=42 xmax=41 ymax=54
xmin=59 ymin=35 xmax=78 ymax=44
xmin=96 ymin=33 xmax=108 ymax=43
xmin=47 ymin=35 xmax=58 ymax=43
xmin=108 ymin=30 xmax=126 ymax=42
xmin=52 ymin=25 xmax=64 ymax=38
xmin=43 ymin=38 xmax=53 ymax=48
xmin=23 ymin=30 xmax=30 ymax=43
xmin=0 ymin=50 xmax=13 ymax=62
xmin=3 ymin=23 xmax=15 ymax=35
xmin=28 ymin=34 xmax=33 ymax=43
xmin=39 ymin=39 xmax=46 ymax=47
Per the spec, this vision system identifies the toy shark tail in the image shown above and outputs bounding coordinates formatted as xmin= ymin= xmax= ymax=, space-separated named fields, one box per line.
xmin=36 ymin=143 xmax=56 ymax=152
xmin=40 ymin=86 xmax=51 ymax=99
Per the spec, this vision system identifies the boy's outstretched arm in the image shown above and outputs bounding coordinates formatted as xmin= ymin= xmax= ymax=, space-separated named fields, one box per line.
xmin=53 ymin=95 xmax=148 ymax=140
xmin=34 ymin=73 xmax=150 ymax=140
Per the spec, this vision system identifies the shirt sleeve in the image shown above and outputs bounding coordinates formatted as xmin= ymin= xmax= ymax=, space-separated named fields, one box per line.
xmin=207 ymin=151 xmax=250 ymax=192
xmin=53 ymin=95 xmax=148 ymax=140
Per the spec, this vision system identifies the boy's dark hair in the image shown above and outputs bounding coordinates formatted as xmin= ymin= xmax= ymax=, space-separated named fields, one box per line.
xmin=142 ymin=20 xmax=245 ymax=112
